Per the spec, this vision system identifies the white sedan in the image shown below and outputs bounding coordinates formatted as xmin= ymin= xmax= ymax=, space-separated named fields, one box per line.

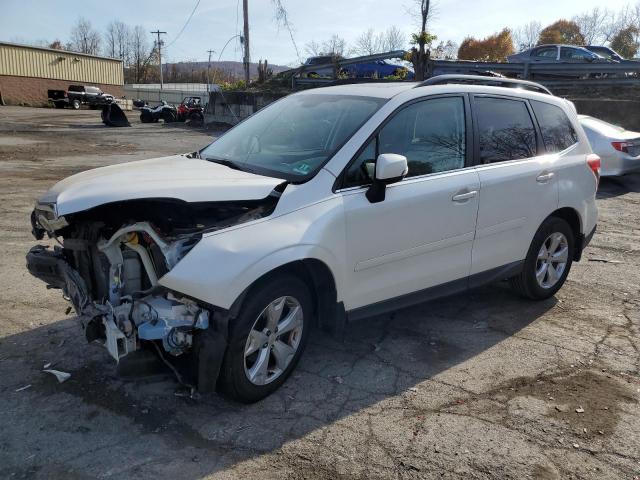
xmin=579 ymin=115 xmax=640 ymax=176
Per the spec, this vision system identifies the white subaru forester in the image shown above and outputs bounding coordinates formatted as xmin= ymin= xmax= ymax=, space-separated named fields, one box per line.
xmin=28 ymin=76 xmax=599 ymax=402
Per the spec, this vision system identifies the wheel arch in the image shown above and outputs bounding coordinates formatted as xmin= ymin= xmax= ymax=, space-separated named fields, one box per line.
xmin=548 ymin=207 xmax=583 ymax=260
xmin=230 ymin=258 xmax=342 ymax=332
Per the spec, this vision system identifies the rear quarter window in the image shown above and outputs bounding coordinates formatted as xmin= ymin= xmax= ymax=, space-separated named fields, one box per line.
xmin=530 ymin=100 xmax=578 ymax=153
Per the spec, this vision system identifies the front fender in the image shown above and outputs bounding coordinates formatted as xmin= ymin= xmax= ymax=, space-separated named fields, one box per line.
xmin=158 ymin=196 xmax=346 ymax=310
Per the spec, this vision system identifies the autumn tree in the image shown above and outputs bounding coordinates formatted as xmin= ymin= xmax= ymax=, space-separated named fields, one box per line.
xmin=610 ymin=25 xmax=639 ymax=59
xmin=457 ymin=28 xmax=515 ymax=62
xmin=537 ymin=20 xmax=584 ymax=45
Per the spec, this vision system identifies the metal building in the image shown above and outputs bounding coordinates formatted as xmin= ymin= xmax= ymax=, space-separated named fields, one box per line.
xmin=0 ymin=41 xmax=124 ymax=106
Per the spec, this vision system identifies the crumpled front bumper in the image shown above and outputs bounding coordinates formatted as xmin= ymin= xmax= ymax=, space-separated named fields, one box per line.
xmin=26 ymin=245 xmax=90 ymax=315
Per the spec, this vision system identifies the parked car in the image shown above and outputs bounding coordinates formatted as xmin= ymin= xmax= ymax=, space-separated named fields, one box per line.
xmin=27 ymin=76 xmax=599 ymax=402
xmin=139 ymin=101 xmax=177 ymax=123
xmin=301 ymin=55 xmax=344 ymax=77
xmin=507 ymin=44 xmax=613 ymax=64
xmin=579 ymin=115 xmax=640 ymax=176
xmin=342 ymin=59 xmax=414 ymax=79
xmin=48 ymin=85 xmax=115 ymax=109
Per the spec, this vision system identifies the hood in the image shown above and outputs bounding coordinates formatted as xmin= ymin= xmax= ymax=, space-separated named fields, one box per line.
xmin=39 ymin=155 xmax=285 ymax=216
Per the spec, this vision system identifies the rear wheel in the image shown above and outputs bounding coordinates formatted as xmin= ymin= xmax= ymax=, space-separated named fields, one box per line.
xmin=54 ymin=101 xmax=65 ymax=109
xmin=218 ymin=274 xmax=311 ymax=403
xmin=162 ymin=110 xmax=176 ymax=123
xmin=510 ymin=217 xmax=574 ymax=300
xmin=140 ymin=112 xmax=152 ymax=123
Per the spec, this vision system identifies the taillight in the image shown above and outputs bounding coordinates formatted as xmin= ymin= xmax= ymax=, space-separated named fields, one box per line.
xmin=586 ymin=153 xmax=601 ymax=188
xmin=611 ymin=141 xmax=633 ymax=153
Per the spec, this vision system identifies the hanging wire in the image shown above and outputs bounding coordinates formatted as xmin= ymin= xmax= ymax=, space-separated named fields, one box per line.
xmin=164 ymin=0 xmax=202 ymax=48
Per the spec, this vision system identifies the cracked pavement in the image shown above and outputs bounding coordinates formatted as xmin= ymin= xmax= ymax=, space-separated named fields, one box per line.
xmin=0 ymin=107 xmax=638 ymax=479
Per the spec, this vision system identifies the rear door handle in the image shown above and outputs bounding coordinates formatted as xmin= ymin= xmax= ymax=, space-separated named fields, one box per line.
xmin=536 ymin=172 xmax=555 ymax=183
xmin=452 ymin=190 xmax=478 ymax=202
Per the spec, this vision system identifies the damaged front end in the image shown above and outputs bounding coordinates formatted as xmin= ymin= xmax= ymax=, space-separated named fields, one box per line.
xmin=27 ymin=191 xmax=282 ymax=390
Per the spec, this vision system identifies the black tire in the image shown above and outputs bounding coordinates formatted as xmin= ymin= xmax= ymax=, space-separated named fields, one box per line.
xmin=54 ymin=101 xmax=65 ymax=109
xmin=162 ymin=110 xmax=176 ymax=123
xmin=187 ymin=111 xmax=203 ymax=125
xmin=71 ymin=99 xmax=81 ymax=110
xmin=218 ymin=274 xmax=312 ymax=403
xmin=510 ymin=216 xmax=575 ymax=300
xmin=140 ymin=112 xmax=152 ymax=123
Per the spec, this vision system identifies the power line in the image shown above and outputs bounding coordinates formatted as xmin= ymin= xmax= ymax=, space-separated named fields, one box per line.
xmin=164 ymin=0 xmax=202 ymax=48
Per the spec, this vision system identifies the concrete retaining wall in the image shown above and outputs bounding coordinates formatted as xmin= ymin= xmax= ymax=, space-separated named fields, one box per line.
xmin=570 ymin=98 xmax=640 ymax=131
xmin=204 ymin=91 xmax=288 ymax=125
xmin=202 ymin=88 xmax=640 ymax=134
xmin=123 ymin=85 xmax=210 ymax=107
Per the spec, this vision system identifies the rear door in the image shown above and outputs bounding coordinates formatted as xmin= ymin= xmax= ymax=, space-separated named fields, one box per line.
xmin=470 ymin=95 xmax=559 ymax=277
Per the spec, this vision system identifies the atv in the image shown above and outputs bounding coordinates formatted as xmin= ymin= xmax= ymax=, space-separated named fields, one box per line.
xmin=139 ymin=101 xmax=177 ymax=123
xmin=176 ymin=96 xmax=204 ymax=125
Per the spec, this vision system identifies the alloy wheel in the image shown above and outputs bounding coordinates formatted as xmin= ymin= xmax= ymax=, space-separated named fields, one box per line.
xmin=535 ymin=232 xmax=569 ymax=289
xmin=243 ymin=296 xmax=304 ymax=385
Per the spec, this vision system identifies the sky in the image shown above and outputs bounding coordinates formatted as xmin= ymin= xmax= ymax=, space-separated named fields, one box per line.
xmin=0 ymin=0 xmax=636 ymax=66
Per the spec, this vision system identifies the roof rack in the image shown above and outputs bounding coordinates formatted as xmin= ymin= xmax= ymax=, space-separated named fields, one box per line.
xmin=415 ymin=75 xmax=552 ymax=95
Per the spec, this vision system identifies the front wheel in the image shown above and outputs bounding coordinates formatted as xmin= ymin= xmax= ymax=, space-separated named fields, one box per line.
xmin=71 ymin=99 xmax=81 ymax=110
xmin=218 ymin=274 xmax=312 ymax=403
xmin=510 ymin=216 xmax=574 ymax=300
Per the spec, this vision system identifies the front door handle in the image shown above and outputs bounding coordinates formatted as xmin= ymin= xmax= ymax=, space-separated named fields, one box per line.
xmin=536 ymin=172 xmax=555 ymax=183
xmin=452 ymin=190 xmax=478 ymax=202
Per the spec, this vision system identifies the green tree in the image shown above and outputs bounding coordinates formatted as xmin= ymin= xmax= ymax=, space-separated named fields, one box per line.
xmin=610 ymin=25 xmax=639 ymax=59
xmin=537 ymin=20 xmax=585 ymax=45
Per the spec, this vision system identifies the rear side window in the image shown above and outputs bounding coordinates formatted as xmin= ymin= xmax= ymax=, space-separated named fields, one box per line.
xmin=530 ymin=100 xmax=578 ymax=153
xmin=475 ymin=97 xmax=537 ymax=163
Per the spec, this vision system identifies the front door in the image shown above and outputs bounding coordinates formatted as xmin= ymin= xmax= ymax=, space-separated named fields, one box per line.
xmin=338 ymin=95 xmax=480 ymax=311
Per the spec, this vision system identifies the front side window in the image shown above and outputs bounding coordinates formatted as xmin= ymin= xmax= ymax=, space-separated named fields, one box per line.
xmin=344 ymin=97 xmax=467 ymax=186
xmin=531 ymin=100 xmax=578 ymax=153
xmin=475 ymin=97 xmax=537 ymax=163
xmin=200 ymin=94 xmax=385 ymax=181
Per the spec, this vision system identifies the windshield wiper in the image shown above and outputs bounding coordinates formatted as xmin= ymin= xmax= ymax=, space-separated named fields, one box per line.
xmin=206 ymin=157 xmax=247 ymax=172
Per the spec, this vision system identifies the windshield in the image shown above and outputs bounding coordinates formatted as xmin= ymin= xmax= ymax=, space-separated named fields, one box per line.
xmin=200 ymin=93 xmax=386 ymax=180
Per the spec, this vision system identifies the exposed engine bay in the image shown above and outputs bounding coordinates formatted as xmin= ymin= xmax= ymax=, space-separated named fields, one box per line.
xmin=27 ymin=192 xmax=282 ymax=389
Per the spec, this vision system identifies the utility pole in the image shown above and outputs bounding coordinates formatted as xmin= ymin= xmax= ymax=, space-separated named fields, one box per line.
xmin=242 ymin=0 xmax=250 ymax=85
xmin=151 ymin=30 xmax=167 ymax=89
xmin=206 ymin=49 xmax=215 ymax=93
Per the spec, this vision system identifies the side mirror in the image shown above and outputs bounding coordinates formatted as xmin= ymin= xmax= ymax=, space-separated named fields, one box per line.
xmin=366 ymin=153 xmax=408 ymax=203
